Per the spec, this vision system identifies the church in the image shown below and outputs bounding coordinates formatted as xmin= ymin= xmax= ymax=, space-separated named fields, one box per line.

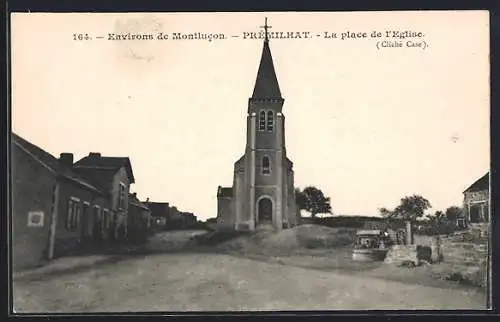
xmin=216 ymin=19 xmax=299 ymax=231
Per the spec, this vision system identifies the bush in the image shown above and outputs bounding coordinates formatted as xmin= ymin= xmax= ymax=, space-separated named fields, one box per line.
xmin=418 ymin=221 xmax=458 ymax=236
xmin=450 ymin=230 xmax=488 ymax=244
xmin=304 ymin=216 xmax=396 ymax=229
xmin=432 ymin=261 xmax=488 ymax=288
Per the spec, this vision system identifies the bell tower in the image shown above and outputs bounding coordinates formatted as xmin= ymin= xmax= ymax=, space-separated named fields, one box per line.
xmin=217 ymin=17 xmax=297 ymax=232
xmin=245 ymin=17 xmax=288 ymax=230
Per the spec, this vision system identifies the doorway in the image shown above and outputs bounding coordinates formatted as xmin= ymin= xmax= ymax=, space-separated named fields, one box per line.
xmin=258 ymin=197 xmax=273 ymax=223
xmin=469 ymin=205 xmax=481 ymax=223
xmin=79 ymin=203 xmax=89 ymax=242
xmin=92 ymin=207 xmax=102 ymax=242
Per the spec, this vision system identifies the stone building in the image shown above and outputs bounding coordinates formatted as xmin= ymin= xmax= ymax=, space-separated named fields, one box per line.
xmin=11 ymin=132 xmax=152 ymax=270
xmin=11 ymin=133 xmax=111 ymax=270
xmin=73 ymin=153 xmax=135 ymax=240
xmin=127 ymin=193 xmax=152 ymax=242
xmin=145 ymin=201 xmax=170 ymax=231
xmin=216 ymin=20 xmax=298 ymax=231
xmin=461 ymin=172 xmax=489 ymax=225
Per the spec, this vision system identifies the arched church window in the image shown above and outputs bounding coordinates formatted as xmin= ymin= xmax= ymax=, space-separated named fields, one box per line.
xmin=267 ymin=111 xmax=274 ymax=131
xmin=262 ymin=156 xmax=271 ymax=174
xmin=258 ymin=111 xmax=266 ymax=131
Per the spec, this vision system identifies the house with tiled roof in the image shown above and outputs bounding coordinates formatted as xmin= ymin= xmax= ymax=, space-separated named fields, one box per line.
xmin=143 ymin=200 xmax=199 ymax=230
xmin=180 ymin=212 xmax=197 ymax=227
xmin=144 ymin=201 xmax=169 ymax=231
xmin=73 ymin=152 xmax=136 ymax=240
xmin=460 ymin=172 xmax=490 ymax=226
xmin=11 ymin=133 xmax=112 ymax=270
xmin=127 ymin=193 xmax=152 ymax=242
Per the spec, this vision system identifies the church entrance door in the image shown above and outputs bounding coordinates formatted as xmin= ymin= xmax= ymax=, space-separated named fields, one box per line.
xmin=258 ymin=197 xmax=273 ymax=223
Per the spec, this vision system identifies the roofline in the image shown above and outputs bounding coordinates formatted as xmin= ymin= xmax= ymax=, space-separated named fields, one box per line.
xmin=462 ymin=172 xmax=490 ymax=193
xmin=59 ymin=175 xmax=106 ymax=196
xmin=13 ymin=140 xmax=105 ymax=196
xmin=73 ymin=163 xmax=135 ymax=184
xmin=145 ymin=201 xmax=170 ymax=206
xmin=129 ymin=202 xmax=151 ymax=211
xmin=73 ymin=165 xmax=120 ymax=171
xmin=13 ymin=140 xmax=57 ymax=175
xmin=125 ymin=158 xmax=135 ymax=183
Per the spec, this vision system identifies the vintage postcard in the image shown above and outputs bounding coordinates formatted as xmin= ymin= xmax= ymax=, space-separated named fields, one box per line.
xmin=10 ymin=11 xmax=490 ymax=312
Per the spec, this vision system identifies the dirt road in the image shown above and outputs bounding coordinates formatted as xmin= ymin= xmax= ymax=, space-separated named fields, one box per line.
xmin=14 ymin=252 xmax=486 ymax=312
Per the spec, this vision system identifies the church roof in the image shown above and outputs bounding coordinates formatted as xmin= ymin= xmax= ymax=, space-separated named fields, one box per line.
xmin=234 ymin=155 xmax=246 ymax=171
xmin=251 ymin=39 xmax=282 ymax=99
xmin=217 ymin=186 xmax=233 ymax=198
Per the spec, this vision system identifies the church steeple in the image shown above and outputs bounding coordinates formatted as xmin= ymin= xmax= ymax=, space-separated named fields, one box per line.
xmin=251 ymin=18 xmax=282 ymax=99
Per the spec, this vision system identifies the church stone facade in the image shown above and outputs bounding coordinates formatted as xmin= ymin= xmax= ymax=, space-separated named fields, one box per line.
xmin=217 ymin=28 xmax=298 ymax=231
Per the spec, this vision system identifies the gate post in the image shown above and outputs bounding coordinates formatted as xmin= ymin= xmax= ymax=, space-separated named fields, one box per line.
xmin=405 ymin=220 xmax=413 ymax=245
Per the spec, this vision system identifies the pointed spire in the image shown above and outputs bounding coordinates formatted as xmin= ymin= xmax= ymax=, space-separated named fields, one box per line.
xmin=261 ymin=17 xmax=271 ymax=42
xmin=252 ymin=18 xmax=282 ymax=99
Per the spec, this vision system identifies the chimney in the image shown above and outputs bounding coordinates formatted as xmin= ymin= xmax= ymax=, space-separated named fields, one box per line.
xmin=59 ymin=153 xmax=74 ymax=167
xmin=89 ymin=152 xmax=101 ymax=158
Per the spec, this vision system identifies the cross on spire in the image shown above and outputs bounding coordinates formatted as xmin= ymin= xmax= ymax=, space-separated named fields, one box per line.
xmin=260 ymin=17 xmax=272 ymax=41
xmin=251 ymin=17 xmax=281 ymax=100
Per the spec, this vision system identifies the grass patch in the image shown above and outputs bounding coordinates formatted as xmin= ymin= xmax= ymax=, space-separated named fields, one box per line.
xmin=444 ymin=271 xmax=485 ymax=288
xmin=430 ymin=262 xmax=487 ymax=289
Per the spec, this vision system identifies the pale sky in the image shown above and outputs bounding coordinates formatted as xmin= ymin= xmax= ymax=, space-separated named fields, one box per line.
xmin=11 ymin=11 xmax=490 ymax=220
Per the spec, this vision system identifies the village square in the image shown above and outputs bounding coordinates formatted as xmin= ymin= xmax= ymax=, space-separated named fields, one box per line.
xmin=11 ymin=17 xmax=490 ymax=312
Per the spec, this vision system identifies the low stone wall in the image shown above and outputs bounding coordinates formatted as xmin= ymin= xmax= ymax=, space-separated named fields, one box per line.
xmin=441 ymin=242 xmax=487 ymax=266
xmin=387 ymin=225 xmax=489 ymax=267
xmin=384 ymin=244 xmax=439 ymax=265
xmin=413 ymin=234 xmax=438 ymax=247
xmin=437 ymin=223 xmax=488 ymax=265
xmin=384 ymin=245 xmax=418 ymax=264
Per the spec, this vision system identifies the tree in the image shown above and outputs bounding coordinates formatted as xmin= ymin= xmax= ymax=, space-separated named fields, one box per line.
xmin=392 ymin=195 xmax=432 ymax=222
xmin=428 ymin=210 xmax=446 ymax=226
xmin=295 ymin=188 xmax=308 ymax=211
xmin=445 ymin=206 xmax=463 ymax=223
xmin=427 ymin=210 xmax=456 ymax=235
xmin=378 ymin=207 xmax=393 ymax=217
xmin=295 ymin=186 xmax=332 ymax=217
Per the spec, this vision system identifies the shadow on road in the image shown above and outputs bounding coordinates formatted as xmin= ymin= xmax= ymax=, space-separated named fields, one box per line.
xmin=14 ymin=230 xmax=223 ymax=283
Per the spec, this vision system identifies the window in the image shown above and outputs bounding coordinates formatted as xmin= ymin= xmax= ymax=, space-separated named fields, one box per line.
xmin=118 ymin=183 xmax=127 ymax=209
xmin=103 ymin=209 xmax=110 ymax=229
xmin=258 ymin=111 xmax=266 ymax=131
xmin=109 ymin=211 xmax=116 ymax=230
xmin=267 ymin=111 xmax=274 ymax=131
xmin=66 ymin=200 xmax=74 ymax=230
xmin=66 ymin=198 xmax=81 ymax=232
xmin=93 ymin=205 xmax=101 ymax=222
xmin=262 ymin=156 xmax=271 ymax=174
xmin=93 ymin=205 xmax=103 ymax=229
